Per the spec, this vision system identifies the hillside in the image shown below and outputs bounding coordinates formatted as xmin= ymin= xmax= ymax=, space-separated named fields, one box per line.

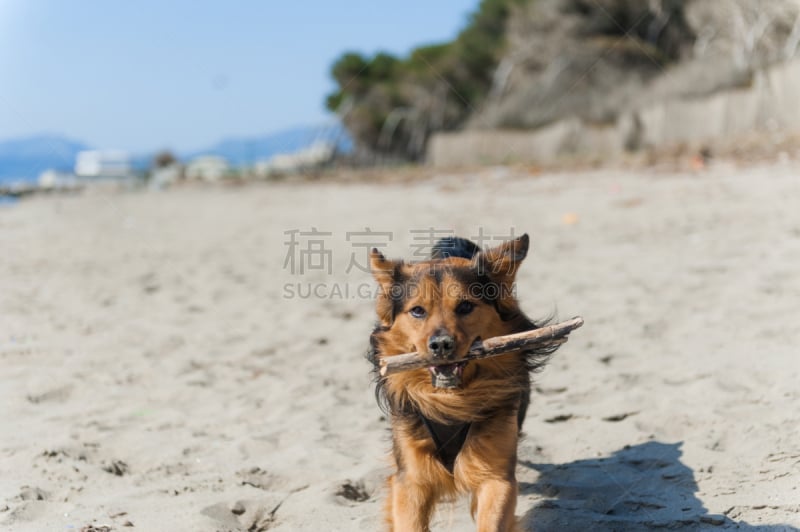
xmin=328 ymin=0 xmax=800 ymax=161
xmin=0 ymin=135 xmax=88 ymax=182
xmin=474 ymin=0 xmax=800 ymax=130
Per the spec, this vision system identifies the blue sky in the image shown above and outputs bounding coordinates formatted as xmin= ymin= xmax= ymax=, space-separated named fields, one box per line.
xmin=0 ymin=0 xmax=478 ymax=152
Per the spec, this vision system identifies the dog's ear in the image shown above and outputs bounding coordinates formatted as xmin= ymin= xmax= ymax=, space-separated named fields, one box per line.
xmin=477 ymin=233 xmax=529 ymax=280
xmin=474 ymin=234 xmax=529 ymax=318
xmin=370 ymin=248 xmax=402 ymax=325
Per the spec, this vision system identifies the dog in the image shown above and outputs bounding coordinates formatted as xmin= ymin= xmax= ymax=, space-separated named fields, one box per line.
xmin=367 ymin=233 xmax=560 ymax=531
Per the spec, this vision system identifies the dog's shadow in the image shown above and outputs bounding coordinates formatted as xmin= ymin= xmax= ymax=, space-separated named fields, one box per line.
xmin=518 ymin=441 xmax=797 ymax=531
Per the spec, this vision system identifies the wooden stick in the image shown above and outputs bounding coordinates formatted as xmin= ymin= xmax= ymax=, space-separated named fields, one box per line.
xmin=379 ymin=316 xmax=584 ymax=377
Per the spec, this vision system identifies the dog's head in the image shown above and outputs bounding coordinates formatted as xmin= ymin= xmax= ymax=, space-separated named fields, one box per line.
xmin=370 ymin=234 xmax=530 ymax=390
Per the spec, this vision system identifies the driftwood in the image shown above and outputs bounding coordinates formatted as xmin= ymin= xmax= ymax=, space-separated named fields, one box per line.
xmin=379 ymin=316 xmax=584 ymax=377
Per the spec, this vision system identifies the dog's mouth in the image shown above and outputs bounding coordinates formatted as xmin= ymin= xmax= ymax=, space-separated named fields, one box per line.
xmin=425 ymin=337 xmax=480 ymax=389
xmin=428 ymin=362 xmax=467 ymax=389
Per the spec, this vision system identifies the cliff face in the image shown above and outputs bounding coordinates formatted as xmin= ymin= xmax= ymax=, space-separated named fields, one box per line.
xmin=473 ymin=0 xmax=800 ymax=132
xmin=429 ymin=58 xmax=800 ymax=167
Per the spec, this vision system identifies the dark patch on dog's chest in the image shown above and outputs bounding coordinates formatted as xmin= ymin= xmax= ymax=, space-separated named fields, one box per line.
xmin=418 ymin=414 xmax=471 ymax=474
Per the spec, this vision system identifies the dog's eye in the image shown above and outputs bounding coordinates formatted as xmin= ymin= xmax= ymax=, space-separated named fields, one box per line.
xmin=409 ymin=306 xmax=426 ymax=318
xmin=455 ymin=301 xmax=475 ymax=315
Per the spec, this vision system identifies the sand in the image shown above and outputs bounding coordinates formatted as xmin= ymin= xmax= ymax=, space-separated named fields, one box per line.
xmin=1 ymin=163 xmax=799 ymax=531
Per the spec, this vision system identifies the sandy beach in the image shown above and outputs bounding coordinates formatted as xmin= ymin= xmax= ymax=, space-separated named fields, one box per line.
xmin=1 ymin=163 xmax=799 ymax=531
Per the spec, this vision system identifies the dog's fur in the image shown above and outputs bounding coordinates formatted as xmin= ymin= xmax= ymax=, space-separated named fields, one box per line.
xmin=367 ymin=234 xmax=558 ymax=531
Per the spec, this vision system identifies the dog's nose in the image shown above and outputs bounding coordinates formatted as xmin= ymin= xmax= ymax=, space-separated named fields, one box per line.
xmin=428 ymin=333 xmax=455 ymax=359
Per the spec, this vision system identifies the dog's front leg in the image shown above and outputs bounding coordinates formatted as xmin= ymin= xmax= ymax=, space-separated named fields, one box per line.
xmin=473 ymin=477 xmax=518 ymax=532
xmin=461 ymin=413 xmax=521 ymax=532
xmin=387 ymin=473 xmax=434 ymax=532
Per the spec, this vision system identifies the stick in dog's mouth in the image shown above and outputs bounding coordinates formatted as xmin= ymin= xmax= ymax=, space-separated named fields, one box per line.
xmin=428 ymin=337 xmax=480 ymax=389
xmin=379 ymin=318 xmax=584 ymax=378
xmin=429 ymin=361 xmax=468 ymax=389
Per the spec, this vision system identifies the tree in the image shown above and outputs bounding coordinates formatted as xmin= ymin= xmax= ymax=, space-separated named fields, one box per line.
xmin=326 ymin=0 xmax=522 ymax=160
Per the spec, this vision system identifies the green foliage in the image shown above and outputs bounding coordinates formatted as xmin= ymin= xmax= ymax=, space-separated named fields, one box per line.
xmin=407 ymin=43 xmax=454 ymax=71
xmin=327 ymin=0 xmax=524 ymax=159
xmin=370 ymin=52 xmax=399 ymax=80
xmin=331 ymin=52 xmax=369 ymax=87
xmin=325 ymin=91 xmax=345 ymax=113
xmin=457 ymin=0 xmax=519 ymax=75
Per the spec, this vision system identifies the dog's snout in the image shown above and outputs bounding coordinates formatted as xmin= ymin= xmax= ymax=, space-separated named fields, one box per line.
xmin=428 ymin=333 xmax=455 ymax=359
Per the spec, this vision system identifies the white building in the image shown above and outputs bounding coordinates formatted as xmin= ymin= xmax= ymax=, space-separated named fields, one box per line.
xmin=185 ymin=156 xmax=230 ymax=181
xmin=38 ymin=170 xmax=78 ymax=189
xmin=254 ymin=142 xmax=335 ymax=177
xmin=74 ymin=150 xmax=132 ymax=177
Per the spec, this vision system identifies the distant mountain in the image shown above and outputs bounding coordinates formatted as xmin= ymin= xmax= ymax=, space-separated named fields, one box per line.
xmin=0 ymin=135 xmax=89 ymax=183
xmin=183 ymin=123 xmax=352 ymax=166
xmin=0 ymin=123 xmax=352 ymax=184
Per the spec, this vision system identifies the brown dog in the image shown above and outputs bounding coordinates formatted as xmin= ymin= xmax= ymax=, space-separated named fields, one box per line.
xmin=367 ymin=234 xmax=559 ymax=531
